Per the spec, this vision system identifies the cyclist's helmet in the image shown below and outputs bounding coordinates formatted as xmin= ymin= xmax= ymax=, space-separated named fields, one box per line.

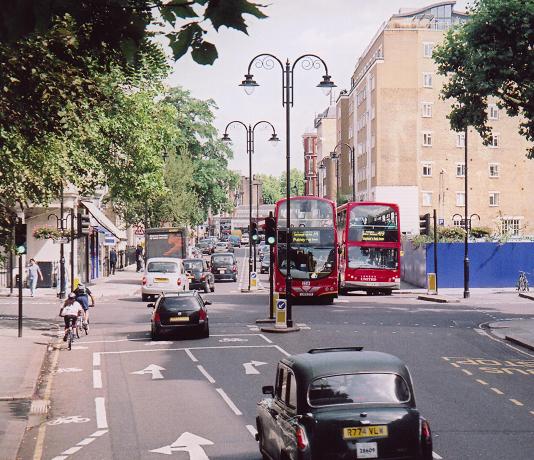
xmin=77 ymin=283 xmax=86 ymax=293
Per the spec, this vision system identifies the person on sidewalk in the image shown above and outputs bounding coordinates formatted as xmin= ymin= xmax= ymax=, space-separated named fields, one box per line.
xmin=27 ymin=259 xmax=43 ymax=297
xmin=109 ymin=248 xmax=118 ymax=275
xmin=135 ymin=244 xmax=144 ymax=272
xmin=59 ymin=293 xmax=84 ymax=341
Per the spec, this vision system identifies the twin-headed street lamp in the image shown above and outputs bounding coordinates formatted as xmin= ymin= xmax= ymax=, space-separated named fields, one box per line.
xmin=331 ymin=142 xmax=356 ymax=202
xmin=239 ymin=53 xmax=335 ymax=327
xmin=222 ymin=121 xmax=279 ymax=290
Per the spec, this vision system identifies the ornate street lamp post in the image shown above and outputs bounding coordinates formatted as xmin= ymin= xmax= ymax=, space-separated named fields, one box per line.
xmin=331 ymin=142 xmax=356 ymax=202
xmin=222 ymin=121 xmax=279 ymax=290
xmin=239 ymin=53 xmax=335 ymax=327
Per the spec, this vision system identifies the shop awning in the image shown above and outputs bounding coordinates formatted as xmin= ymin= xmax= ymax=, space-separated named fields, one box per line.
xmin=80 ymin=201 xmax=127 ymax=240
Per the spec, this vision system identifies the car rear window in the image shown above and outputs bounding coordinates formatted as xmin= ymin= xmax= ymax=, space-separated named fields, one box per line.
xmin=184 ymin=260 xmax=203 ymax=271
xmin=147 ymin=262 xmax=179 ymax=273
xmin=308 ymin=373 xmax=410 ymax=406
xmin=212 ymin=255 xmax=234 ymax=265
xmin=159 ymin=297 xmax=199 ymax=311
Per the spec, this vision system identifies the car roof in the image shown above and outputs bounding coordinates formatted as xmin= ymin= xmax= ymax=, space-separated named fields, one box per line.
xmin=211 ymin=252 xmax=235 ymax=257
xmin=146 ymin=257 xmax=182 ymax=263
xmin=282 ymin=349 xmax=412 ymax=383
xmin=184 ymin=258 xmax=204 ymax=262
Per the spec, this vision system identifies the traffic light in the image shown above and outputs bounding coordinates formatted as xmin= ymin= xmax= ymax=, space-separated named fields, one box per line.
xmin=77 ymin=213 xmax=91 ymax=236
xmin=265 ymin=216 xmax=276 ymax=245
xmin=251 ymin=221 xmax=259 ymax=244
xmin=14 ymin=223 xmax=27 ymax=255
xmin=419 ymin=213 xmax=431 ymax=236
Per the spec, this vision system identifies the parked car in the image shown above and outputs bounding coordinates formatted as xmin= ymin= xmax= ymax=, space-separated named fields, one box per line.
xmin=141 ymin=258 xmax=189 ymax=301
xmin=258 ymin=243 xmax=269 ymax=261
xmin=214 ymin=241 xmax=234 ymax=253
xmin=260 ymin=251 xmax=270 ymax=274
xmin=229 ymin=235 xmax=241 ymax=247
xmin=183 ymin=258 xmax=215 ymax=293
xmin=211 ymin=253 xmax=238 ymax=282
xmin=256 ymin=347 xmax=433 ymax=460
xmin=148 ymin=291 xmax=210 ymax=339
xmin=241 ymin=233 xmax=250 ymax=244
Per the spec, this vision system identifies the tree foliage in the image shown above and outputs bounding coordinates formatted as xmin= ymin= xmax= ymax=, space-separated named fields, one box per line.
xmin=256 ymin=169 xmax=305 ymax=204
xmin=433 ymin=0 xmax=534 ymax=156
xmin=0 ymin=0 xmax=268 ymax=66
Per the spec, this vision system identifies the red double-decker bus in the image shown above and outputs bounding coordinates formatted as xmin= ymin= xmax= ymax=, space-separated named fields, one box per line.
xmin=274 ymin=197 xmax=338 ymax=304
xmin=337 ymin=202 xmax=401 ymax=295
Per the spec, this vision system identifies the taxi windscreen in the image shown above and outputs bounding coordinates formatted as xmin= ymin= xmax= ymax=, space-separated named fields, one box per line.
xmin=308 ymin=373 xmax=410 ymax=406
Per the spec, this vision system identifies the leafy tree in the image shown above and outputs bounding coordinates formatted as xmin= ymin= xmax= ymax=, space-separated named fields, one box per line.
xmin=0 ymin=0 xmax=268 ymax=65
xmin=256 ymin=174 xmax=283 ymax=204
xmin=433 ymin=0 xmax=534 ymax=156
xmin=279 ymin=169 xmax=305 ymax=197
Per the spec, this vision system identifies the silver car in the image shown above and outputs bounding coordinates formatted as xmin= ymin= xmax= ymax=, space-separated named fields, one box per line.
xmin=142 ymin=257 xmax=189 ymax=301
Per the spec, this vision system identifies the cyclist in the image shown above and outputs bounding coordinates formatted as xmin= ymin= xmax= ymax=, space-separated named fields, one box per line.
xmin=73 ymin=283 xmax=94 ymax=327
xmin=59 ymin=293 xmax=84 ymax=341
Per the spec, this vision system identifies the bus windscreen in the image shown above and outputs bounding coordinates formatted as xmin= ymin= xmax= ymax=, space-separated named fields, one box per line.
xmin=348 ymin=205 xmax=398 ymax=242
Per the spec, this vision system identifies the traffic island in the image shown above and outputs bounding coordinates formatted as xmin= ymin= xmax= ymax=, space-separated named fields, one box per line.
xmin=256 ymin=318 xmax=275 ymax=324
xmin=518 ymin=292 xmax=534 ymax=301
xmin=417 ymin=294 xmax=459 ymax=303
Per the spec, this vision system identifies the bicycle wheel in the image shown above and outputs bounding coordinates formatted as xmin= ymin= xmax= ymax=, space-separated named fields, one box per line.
xmin=75 ymin=322 xmax=81 ymax=339
xmin=67 ymin=330 xmax=72 ymax=350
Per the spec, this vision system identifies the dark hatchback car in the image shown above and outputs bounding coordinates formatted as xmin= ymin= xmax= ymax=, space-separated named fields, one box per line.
xmin=256 ymin=347 xmax=432 ymax=460
xmin=211 ymin=253 xmax=238 ymax=282
xmin=183 ymin=258 xmax=215 ymax=293
xmin=197 ymin=240 xmax=214 ymax=255
xmin=148 ymin=292 xmax=210 ymax=340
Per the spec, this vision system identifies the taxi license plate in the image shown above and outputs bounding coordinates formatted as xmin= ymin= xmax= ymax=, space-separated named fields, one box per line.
xmin=154 ymin=278 xmax=169 ymax=283
xmin=356 ymin=442 xmax=378 ymax=459
xmin=169 ymin=317 xmax=189 ymax=323
xmin=343 ymin=426 xmax=388 ymax=439
xmin=219 ymin=269 xmax=225 ymax=274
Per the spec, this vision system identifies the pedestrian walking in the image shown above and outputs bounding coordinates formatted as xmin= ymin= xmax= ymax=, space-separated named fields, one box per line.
xmin=27 ymin=259 xmax=43 ymax=297
xmin=135 ymin=244 xmax=144 ymax=272
xmin=109 ymin=247 xmax=118 ymax=275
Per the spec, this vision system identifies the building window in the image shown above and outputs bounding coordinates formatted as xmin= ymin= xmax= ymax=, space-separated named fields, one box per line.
xmin=456 ymin=192 xmax=465 ymax=207
xmin=371 ymin=163 xmax=376 ymax=178
xmin=456 ymin=132 xmax=465 ymax=148
xmin=423 ymin=132 xmax=432 ymax=147
xmin=489 ymin=104 xmax=499 ymax=120
xmin=371 ymin=134 xmax=376 ymax=148
xmin=501 ymin=218 xmax=520 ymax=236
xmin=423 ymin=72 xmax=433 ymax=88
xmin=371 ymin=105 xmax=376 ymax=120
xmin=489 ymin=163 xmax=500 ymax=178
xmin=349 ymin=126 xmax=353 ymax=139
xmin=422 ymin=192 xmax=433 ymax=207
xmin=422 ymin=102 xmax=432 ymax=118
xmin=490 ymin=134 xmax=500 ymax=148
xmin=452 ymin=218 xmax=463 ymax=228
xmin=423 ymin=42 xmax=434 ymax=58
xmin=422 ymin=162 xmax=433 ymax=177
xmin=456 ymin=162 xmax=465 ymax=177
xmin=489 ymin=192 xmax=500 ymax=207
xmin=370 ymin=74 xmax=376 ymax=91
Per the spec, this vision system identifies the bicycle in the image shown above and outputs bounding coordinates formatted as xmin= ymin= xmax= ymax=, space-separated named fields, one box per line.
xmin=64 ymin=317 xmax=77 ymax=350
xmin=517 ymin=271 xmax=529 ymax=292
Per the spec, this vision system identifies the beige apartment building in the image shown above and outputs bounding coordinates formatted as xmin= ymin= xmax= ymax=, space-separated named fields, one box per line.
xmin=319 ymin=1 xmax=533 ymax=235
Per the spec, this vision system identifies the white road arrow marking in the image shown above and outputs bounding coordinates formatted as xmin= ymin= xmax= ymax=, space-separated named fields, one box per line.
xmin=150 ymin=432 xmax=213 ymax=458
xmin=243 ymin=361 xmax=267 ymax=375
xmin=130 ymin=364 xmax=166 ymax=380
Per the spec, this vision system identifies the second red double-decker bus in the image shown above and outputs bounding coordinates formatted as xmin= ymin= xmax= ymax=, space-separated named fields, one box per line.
xmin=274 ymin=197 xmax=338 ymax=303
xmin=337 ymin=202 xmax=401 ymax=295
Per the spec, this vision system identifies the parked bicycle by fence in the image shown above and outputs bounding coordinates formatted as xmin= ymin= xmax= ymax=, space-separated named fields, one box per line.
xmin=517 ymin=271 xmax=529 ymax=293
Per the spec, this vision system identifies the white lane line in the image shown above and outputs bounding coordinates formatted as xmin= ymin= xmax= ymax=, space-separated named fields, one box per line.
xmin=93 ymin=370 xmax=102 ymax=389
xmin=93 ymin=353 xmax=101 ymax=367
xmin=476 ymin=379 xmax=488 ymax=385
xmin=95 ymin=397 xmax=108 ymax=429
xmin=216 ymin=388 xmax=242 ymax=416
xmin=259 ymin=334 xmax=273 ymax=344
xmin=77 ymin=438 xmax=96 ymax=446
xmin=62 ymin=447 xmax=82 ymax=455
xmin=529 ymin=411 xmax=534 ymax=416
xmin=246 ymin=424 xmax=258 ymax=438
xmin=274 ymin=344 xmax=291 ymax=357
xmin=51 ymin=457 xmax=68 ymax=460
xmin=510 ymin=399 xmax=524 ymax=406
xmin=98 ymin=344 xmax=280 ymax=355
xmin=90 ymin=430 xmax=108 ymax=437
xmin=450 ymin=363 xmax=460 ymax=368
xmin=442 ymin=357 xmax=450 ymax=361
xmin=432 ymin=452 xmax=443 ymax=459
xmin=462 ymin=369 xmax=473 ymax=376
xmin=211 ymin=334 xmax=262 ymax=337
xmin=491 ymin=387 xmax=504 ymax=395
xmin=197 ymin=365 xmax=216 ymax=384
xmin=185 ymin=348 xmax=198 ymax=362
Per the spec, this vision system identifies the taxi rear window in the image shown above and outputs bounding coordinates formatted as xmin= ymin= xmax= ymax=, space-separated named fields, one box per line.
xmin=308 ymin=373 xmax=410 ymax=406
xmin=147 ymin=262 xmax=179 ymax=273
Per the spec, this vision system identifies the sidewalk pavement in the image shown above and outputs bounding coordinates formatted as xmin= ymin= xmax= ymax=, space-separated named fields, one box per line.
xmin=488 ymin=319 xmax=534 ymax=352
xmin=0 ymin=264 xmax=141 ymax=460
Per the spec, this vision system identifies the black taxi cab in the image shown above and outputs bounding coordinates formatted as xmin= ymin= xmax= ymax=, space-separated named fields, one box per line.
xmin=256 ymin=347 xmax=432 ymax=460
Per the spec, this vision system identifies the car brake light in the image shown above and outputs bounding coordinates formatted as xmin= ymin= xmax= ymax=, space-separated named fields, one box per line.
xmin=142 ymin=276 xmax=147 ymax=286
xmin=177 ymin=278 xmax=182 ymax=286
xmin=200 ymin=274 xmax=206 ymax=281
xmin=199 ymin=308 xmax=207 ymax=320
xmin=296 ymin=426 xmax=308 ymax=450
xmin=421 ymin=419 xmax=431 ymax=443
xmin=153 ymin=310 xmax=160 ymax=322
xmin=232 ymin=266 xmax=237 ymax=272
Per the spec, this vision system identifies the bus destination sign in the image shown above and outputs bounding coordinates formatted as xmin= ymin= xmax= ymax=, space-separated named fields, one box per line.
xmin=362 ymin=229 xmax=386 ymax=242
xmin=292 ymin=229 xmax=321 ymax=244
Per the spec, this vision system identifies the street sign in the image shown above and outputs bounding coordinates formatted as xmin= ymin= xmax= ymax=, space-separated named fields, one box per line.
xmin=53 ymin=237 xmax=69 ymax=244
xmin=275 ymin=299 xmax=287 ymax=329
xmin=250 ymin=271 xmax=257 ymax=289
xmin=427 ymin=273 xmax=437 ymax=295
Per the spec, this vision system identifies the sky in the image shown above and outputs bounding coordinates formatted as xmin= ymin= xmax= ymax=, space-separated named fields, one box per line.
xmin=168 ymin=0 xmax=469 ymax=178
